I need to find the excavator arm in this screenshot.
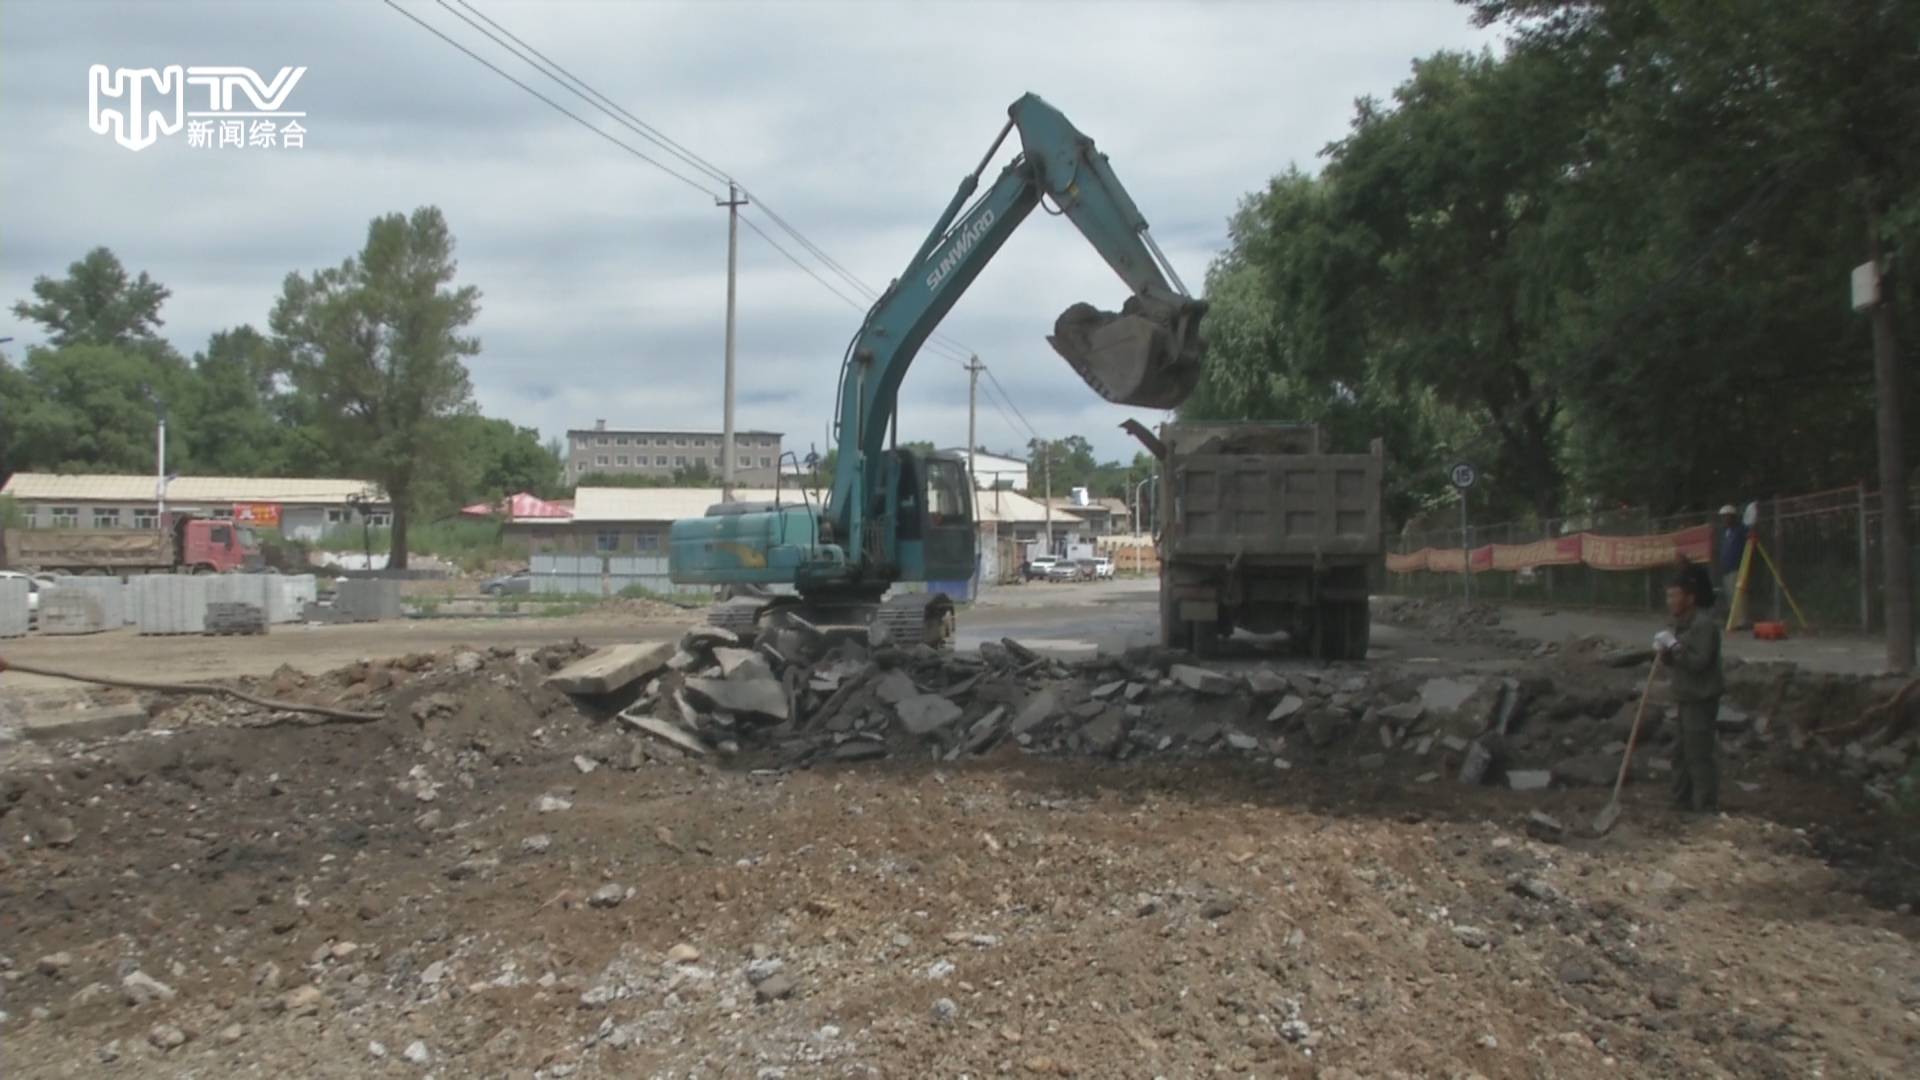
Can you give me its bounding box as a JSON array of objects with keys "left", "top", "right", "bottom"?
[{"left": 825, "top": 92, "right": 1207, "bottom": 563}]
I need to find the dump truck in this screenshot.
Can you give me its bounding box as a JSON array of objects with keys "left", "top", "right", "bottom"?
[
  {"left": 1129, "top": 420, "right": 1384, "bottom": 660},
  {"left": 0, "top": 516, "right": 261, "bottom": 575}
]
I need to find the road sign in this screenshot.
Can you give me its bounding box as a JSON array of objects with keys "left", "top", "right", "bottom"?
[{"left": 1450, "top": 463, "right": 1476, "bottom": 490}]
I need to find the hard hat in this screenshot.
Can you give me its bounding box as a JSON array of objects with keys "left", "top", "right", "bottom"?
[{"left": 1718, "top": 505, "right": 1737, "bottom": 515}]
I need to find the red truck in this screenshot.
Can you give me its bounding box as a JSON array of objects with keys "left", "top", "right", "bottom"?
[{"left": 0, "top": 516, "right": 261, "bottom": 575}]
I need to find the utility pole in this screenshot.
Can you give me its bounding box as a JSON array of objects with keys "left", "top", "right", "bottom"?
[
  {"left": 717, "top": 181, "right": 747, "bottom": 498},
  {"left": 1042, "top": 447, "right": 1053, "bottom": 558},
  {"left": 155, "top": 409, "right": 168, "bottom": 525},
  {"left": 965, "top": 355, "right": 983, "bottom": 490},
  {"left": 1862, "top": 218, "right": 1913, "bottom": 672}
]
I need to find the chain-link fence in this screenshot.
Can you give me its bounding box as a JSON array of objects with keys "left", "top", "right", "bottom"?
[{"left": 1385, "top": 483, "right": 1920, "bottom": 632}]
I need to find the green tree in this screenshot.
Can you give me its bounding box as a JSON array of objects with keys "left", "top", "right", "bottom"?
[
  {"left": 11, "top": 247, "right": 171, "bottom": 348},
  {"left": 6, "top": 344, "right": 183, "bottom": 473},
  {"left": 270, "top": 207, "right": 480, "bottom": 568}
]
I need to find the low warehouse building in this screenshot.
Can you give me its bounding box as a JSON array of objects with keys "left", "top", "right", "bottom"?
[{"left": 0, "top": 473, "right": 389, "bottom": 542}]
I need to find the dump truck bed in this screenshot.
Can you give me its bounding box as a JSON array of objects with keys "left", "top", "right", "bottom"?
[
  {"left": 3, "top": 528, "right": 172, "bottom": 571},
  {"left": 1160, "top": 422, "right": 1383, "bottom": 561}
]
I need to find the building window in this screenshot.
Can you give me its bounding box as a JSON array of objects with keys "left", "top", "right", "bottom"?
[
  {"left": 675, "top": 437, "right": 687, "bottom": 447},
  {"left": 369, "top": 512, "right": 391, "bottom": 527},
  {"left": 92, "top": 508, "right": 121, "bottom": 528},
  {"left": 326, "top": 508, "right": 347, "bottom": 524},
  {"left": 50, "top": 506, "right": 79, "bottom": 528},
  {"left": 616, "top": 455, "right": 629, "bottom": 466},
  {"left": 655, "top": 455, "right": 668, "bottom": 466},
  {"left": 615, "top": 436, "right": 629, "bottom": 446},
  {"left": 596, "top": 455, "right": 609, "bottom": 466},
  {"left": 596, "top": 529, "right": 621, "bottom": 552},
  {"left": 633, "top": 532, "right": 660, "bottom": 553},
  {"left": 598, "top": 436, "right": 609, "bottom": 447},
  {"left": 132, "top": 509, "right": 158, "bottom": 530},
  {"left": 674, "top": 455, "right": 687, "bottom": 467},
  {"left": 760, "top": 457, "right": 773, "bottom": 468},
  {"left": 655, "top": 437, "right": 669, "bottom": 446}
]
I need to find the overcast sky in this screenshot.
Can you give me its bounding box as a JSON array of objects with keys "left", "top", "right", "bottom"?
[{"left": 1, "top": 0, "right": 1498, "bottom": 467}]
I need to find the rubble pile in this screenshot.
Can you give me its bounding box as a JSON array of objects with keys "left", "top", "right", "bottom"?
[
  {"left": 1375, "top": 596, "right": 1549, "bottom": 654},
  {"left": 579, "top": 615, "right": 1918, "bottom": 805}
]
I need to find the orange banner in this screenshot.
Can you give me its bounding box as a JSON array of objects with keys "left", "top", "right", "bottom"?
[
  {"left": 1390, "top": 524, "right": 1711, "bottom": 575},
  {"left": 1579, "top": 524, "right": 1712, "bottom": 571}
]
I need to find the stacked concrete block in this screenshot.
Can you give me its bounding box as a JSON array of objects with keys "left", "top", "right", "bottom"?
[
  {"left": 38, "top": 588, "right": 115, "bottom": 635},
  {"left": 205, "top": 573, "right": 272, "bottom": 615},
  {"left": 274, "top": 575, "right": 318, "bottom": 623},
  {"left": 333, "top": 578, "right": 402, "bottom": 622},
  {"left": 132, "top": 574, "right": 209, "bottom": 635},
  {"left": 0, "top": 577, "right": 28, "bottom": 638},
  {"left": 48, "top": 576, "right": 128, "bottom": 627},
  {"left": 205, "top": 601, "right": 267, "bottom": 636}
]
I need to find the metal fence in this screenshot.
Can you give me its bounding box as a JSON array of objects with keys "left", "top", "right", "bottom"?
[{"left": 1385, "top": 483, "right": 1920, "bottom": 632}]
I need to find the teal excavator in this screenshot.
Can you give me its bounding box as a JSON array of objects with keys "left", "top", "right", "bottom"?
[{"left": 668, "top": 93, "right": 1206, "bottom": 645}]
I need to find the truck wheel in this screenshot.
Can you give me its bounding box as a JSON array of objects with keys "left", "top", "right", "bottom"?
[
  {"left": 1157, "top": 567, "right": 1179, "bottom": 648},
  {"left": 1315, "top": 601, "right": 1347, "bottom": 662},
  {"left": 1343, "top": 599, "right": 1372, "bottom": 660}
]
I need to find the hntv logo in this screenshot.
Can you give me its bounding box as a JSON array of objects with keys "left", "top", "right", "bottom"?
[{"left": 88, "top": 65, "right": 308, "bottom": 152}]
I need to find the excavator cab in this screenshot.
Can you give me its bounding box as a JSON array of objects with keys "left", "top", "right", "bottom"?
[{"left": 872, "top": 448, "right": 974, "bottom": 583}]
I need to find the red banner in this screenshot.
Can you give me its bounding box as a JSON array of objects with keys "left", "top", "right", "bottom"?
[
  {"left": 232, "top": 502, "right": 281, "bottom": 528},
  {"left": 1390, "top": 524, "right": 1712, "bottom": 575}
]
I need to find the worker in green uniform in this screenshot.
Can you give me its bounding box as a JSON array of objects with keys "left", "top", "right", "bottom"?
[{"left": 1654, "top": 567, "right": 1724, "bottom": 812}]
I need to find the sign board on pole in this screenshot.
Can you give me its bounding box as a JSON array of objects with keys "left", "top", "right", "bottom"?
[
  {"left": 1450, "top": 463, "right": 1476, "bottom": 490},
  {"left": 1852, "top": 260, "right": 1881, "bottom": 312}
]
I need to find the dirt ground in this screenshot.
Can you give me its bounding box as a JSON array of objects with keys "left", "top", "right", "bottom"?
[{"left": 2, "top": 592, "right": 1917, "bottom": 1078}]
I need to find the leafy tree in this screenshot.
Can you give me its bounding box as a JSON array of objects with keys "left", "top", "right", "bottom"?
[
  {"left": 270, "top": 207, "right": 480, "bottom": 568},
  {"left": 12, "top": 247, "right": 171, "bottom": 348},
  {"left": 6, "top": 344, "right": 184, "bottom": 473}
]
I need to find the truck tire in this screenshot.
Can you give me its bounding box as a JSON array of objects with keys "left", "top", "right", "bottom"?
[
  {"left": 1315, "top": 598, "right": 1371, "bottom": 661},
  {"left": 1157, "top": 567, "right": 1179, "bottom": 648}
]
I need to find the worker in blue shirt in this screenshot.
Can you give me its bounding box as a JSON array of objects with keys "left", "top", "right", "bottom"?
[{"left": 1715, "top": 505, "right": 1750, "bottom": 628}]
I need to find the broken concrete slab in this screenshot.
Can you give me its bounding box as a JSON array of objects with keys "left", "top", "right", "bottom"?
[
  {"left": 1081, "top": 711, "right": 1128, "bottom": 756},
  {"left": 1011, "top": 691, "right": 1059, "bottom": 736},
  {"left": 545, "top": 641, "right": 676, "bottom": 696},
  {"left": 684, "top": 675, "right": 789, "bottom": 723},
  {"left": 1224, "top": 732, "right": 1260, "bottom": 752},
  {"left": 618, "top": 712, "right": 712, "bottom": 757},
  {"left": 1418, "top": 677, "right": 1481, "bottom": 715},
  {"left": 1457, "top": 739, "right": 1495, "bottom": 785},
  {"left": 1378, "top": 701, "right": 1424, "bottom": 727},
  {"left": 1170, "top": 665, "right": 1236, "bottom": 696},
  {"left": 1123, "top": 682, "right": 1149, "bottom": 703},
  {"left": 953, "top": 706, "right": 1009, "bottom": 757},
  {"left": 711, "top": 647, "right": 767, "bottom": 679},
  {"left": 1506, "top": 769, "right": 1552, "bottom": 792},
  {"left": 897, "top": 694, "right": 964, "bottom": 736},
  {"left": 1267, "top": 695, "right": 1306, "bottom": 724},
  {"left": 18, "top": 705, "right": 150, "bottom": 743},
  {"left": 1247, "top": 669, "right": 1288, "bottom": 696},
  {"left": 875, "top": 670, "right": 920, "bottom": 706},
  {"left": 1090, "top": 680, "right": 1126, "bottom": 701}
]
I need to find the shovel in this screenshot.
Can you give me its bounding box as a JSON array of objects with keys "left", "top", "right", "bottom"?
[{"left": 1594, "top": 652, "right": 1663, "bottom": 836}]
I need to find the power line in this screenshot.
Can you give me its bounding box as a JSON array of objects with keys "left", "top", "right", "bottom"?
[
  {"left": 981, "top": 364, "right": 1038, "bottom": 437},
  {"left": 396, "top": 1, "right": 1010, "bottom": 428},
  {"left": 447, "top": 0, "right": 732, "bottom": 186},
  {"left": 442, "top": 0, "right": 993, "bottom": 366},
  {"left": 381, "top": 0, "right": 722, "bottom": 199}
]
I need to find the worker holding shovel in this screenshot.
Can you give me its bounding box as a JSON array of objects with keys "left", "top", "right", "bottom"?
[{"left": 1655, "top": 567, "right": 1725, "bottom": 813}]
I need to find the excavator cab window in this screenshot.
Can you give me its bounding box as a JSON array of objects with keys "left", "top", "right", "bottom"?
[{"left": 926, "top": 457, "right": 972, "bottom": 528}]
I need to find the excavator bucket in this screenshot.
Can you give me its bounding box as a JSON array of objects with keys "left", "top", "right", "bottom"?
[{"left": 1048, "top": 295, "right": 1206, "bottom": 409}]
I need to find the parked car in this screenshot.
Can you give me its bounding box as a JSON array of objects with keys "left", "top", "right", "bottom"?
[
  {"left": 480, "top": 569, "right": 533, "bottom": 595},
  {"left": 1046, "top": 560, "right": 1083, "bottom": 582},
  {"left": 1092, "top": 556, "right": 1115, "bottom": 580},
  {"left": 1022, "top": 556, "right": 1059, "bottom": 582}
]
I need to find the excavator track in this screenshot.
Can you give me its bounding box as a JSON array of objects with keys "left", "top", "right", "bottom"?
[{"left": 868, "top": 592, "right": 956, "bottom": 649}]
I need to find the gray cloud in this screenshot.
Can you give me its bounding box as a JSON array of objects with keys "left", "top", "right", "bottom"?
[{"left": 2, "top": 0, "right": 1497, "bottom": 465}]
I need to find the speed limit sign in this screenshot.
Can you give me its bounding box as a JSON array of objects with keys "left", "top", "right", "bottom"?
[{"left": 1450, "top": 462, "right": 1476, "bottom": 490}]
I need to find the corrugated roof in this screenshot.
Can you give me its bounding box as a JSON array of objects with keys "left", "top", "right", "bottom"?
[
  {"left": 571, "top": 487, "right": 787, "bottom": 522},
  {"left": 0, "top": 473, "right": 384, "bottom": 505},
  {"left": 974, "top": 489, "right": 1081, "bottom": 525}
]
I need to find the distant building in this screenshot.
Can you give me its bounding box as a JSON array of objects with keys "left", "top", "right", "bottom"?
[
  {"left": 0, "top": 473, "right": 389, "bottom": 542},
  {"left": 520, "top": 486, "right": 785, "bottom": 554},
  {"left": 568, "top": 420, "right": 784, "bottom": 486},
  {"left": 941, "top": 448, "right": 1028, "bottom": 492}
]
